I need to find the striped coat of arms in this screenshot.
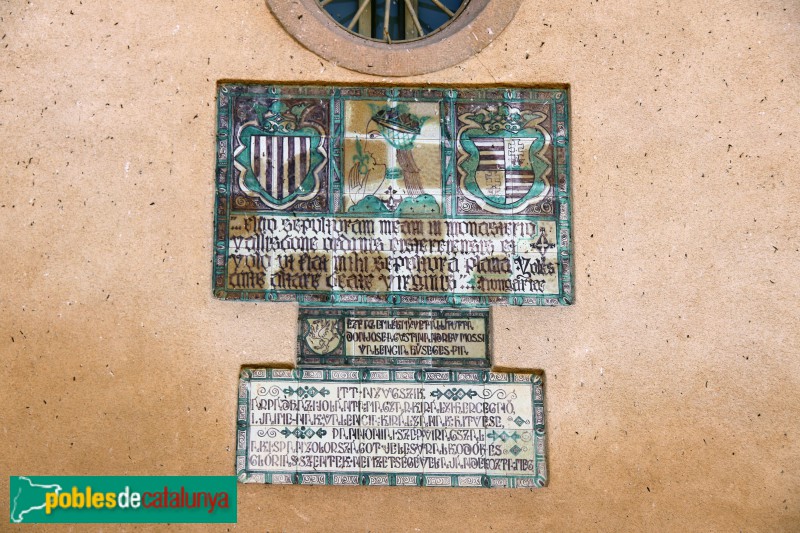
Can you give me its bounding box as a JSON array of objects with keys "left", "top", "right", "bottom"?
[
  {"left": 250, "top": 135, "right": 312, "bottom": 201},
  {"left": 473, "top": 137, "right": 536, "bottom": 203}
]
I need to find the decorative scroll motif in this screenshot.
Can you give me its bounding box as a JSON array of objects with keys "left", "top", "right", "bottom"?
[
  {"left": 282, "top": 386, "right": 330, "bottom": 399},
  {"left": 280, "top": 427, "right": 327, "bottom": 439}
]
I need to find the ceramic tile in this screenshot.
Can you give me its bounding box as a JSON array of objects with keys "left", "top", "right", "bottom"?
[
  {"left": 485, "top": 380, "right": 535, "bottom": 429},
  {"left": 343, "top": 99, "right": 441, "bottom": 142},
  {"left": 341, "top": 137, "right": 443, "bottom": 214},
  {"left": 421, "top": 370, "right": 486, "bottom": 481},
  {"left": 359, "top": 369, "right": 424, "bottom": 482},
  {"left": 293, "top": 368, "right": 361, "bottom": 482},
  {"left": 238, "top": 368, "right": 299, "bottom": 484}
]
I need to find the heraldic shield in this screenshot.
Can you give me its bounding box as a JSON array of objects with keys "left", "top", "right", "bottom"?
[
  {"left": 233, "top": 99, "right": 327, "bottom": 210},
  {"left": 472, "top": 137, "right": 539, "bottom": 204},
  {"left": 457, "top": 103, "right": 552, "bottom": 215},
  {"left": 249, "top": 135, "right": 312, "bottom": 202}
]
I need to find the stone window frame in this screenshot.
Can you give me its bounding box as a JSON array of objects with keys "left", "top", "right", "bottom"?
[{"left": 265, "top": 0, "right": 523, "bottom": 76}]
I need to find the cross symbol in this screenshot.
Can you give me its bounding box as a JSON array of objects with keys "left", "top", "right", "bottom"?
[
  {"left": 384, "top": 186, "right": 400, "bottom": 210},
  {"left": 533, "top": 230, "right": 553, "bottom": 258},
  {"left": 485, "top": 171, "right": 502, "bottom": 196},
  {"left": 507, "top": 139, "right": 524, "bottom": 166}
]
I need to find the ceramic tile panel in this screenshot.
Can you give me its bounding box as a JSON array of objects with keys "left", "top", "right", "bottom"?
[
  {"left": 214, "top": 84, "right": 572, "bottom": 307},
  {"left": 226, "top": 85, "right": 558, "bottom": 489},
  {"left": 421, "top": 369, "right": 486, "bottom": 482},
  {"left": 483, "top": 372, "right": 544, "bottom": 488},
  {"left": 297, "top": 307, "right": 490, "bottom": 367},
  {"left": 237, "top": 368, "right": 547, "bottom": 488}
]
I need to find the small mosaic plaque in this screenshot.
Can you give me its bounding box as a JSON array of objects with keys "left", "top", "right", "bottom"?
[
  {"left": 214, "top": 84, "right": 572, "bottom": 306},
  {"left": 237, "top": 368, "right": 546, "bottom": 488},
  {"left": 297, "top": 307, "right": 489, "bottom": 367}
]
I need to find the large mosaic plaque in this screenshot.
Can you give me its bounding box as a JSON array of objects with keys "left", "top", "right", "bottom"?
[
  {"left": 237, "top": 368, "right": 546, "bottom": 488},
  {"left": 214, "top": 84, "right": 572, "bottom": 306}
]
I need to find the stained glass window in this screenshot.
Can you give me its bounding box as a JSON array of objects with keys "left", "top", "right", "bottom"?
[{"left": 320, "top": 0, "right": 468, "bottom": 43}]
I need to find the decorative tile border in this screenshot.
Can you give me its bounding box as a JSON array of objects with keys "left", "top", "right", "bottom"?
[
  {"left": 236, "top": 367, "right": 547, "bottom": 488},
  {"left": 297, "top": 307, "right": 490, "bottom": 367},
  {"left": 213, "top": 84, "right": 572, "bottom": 307}
]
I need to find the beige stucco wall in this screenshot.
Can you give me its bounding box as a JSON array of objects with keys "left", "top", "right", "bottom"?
[{"left": 1, "top": 0, "right": 798, "bottom": 530}]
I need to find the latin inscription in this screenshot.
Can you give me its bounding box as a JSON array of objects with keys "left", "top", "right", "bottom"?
[
  {"left": 237, "top": 368, "right": 546, "bottom": 488},
  {"left": 226, "top": 215, "right": 558, "bottom": 296},
  {"left": 345, "top": 316, "right": 485, "bottom": 358},
  {"left": 297, "top": 308, "right": 490, "bottom": 367}
]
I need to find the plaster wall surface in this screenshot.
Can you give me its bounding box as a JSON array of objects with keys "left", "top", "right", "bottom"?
[{"left": 1, "top": 0, "right": 798, "bottom": 530}]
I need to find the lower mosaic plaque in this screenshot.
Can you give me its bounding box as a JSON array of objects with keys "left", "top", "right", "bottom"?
[{"left": 236, "top": 368, "right": 546, "bottom": 488}]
